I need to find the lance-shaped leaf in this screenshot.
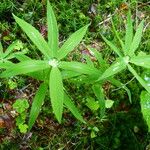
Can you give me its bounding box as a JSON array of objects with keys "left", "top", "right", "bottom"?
[
  {"left": 111, "top": 18, "right": 124, "bottom": 50},
  {"left": 0, "top": 60, "right": 50, "bottom": 78},
  {"left": 130, "top": 55, "right": 150, "bottom": 68},
  {"left": 98, "top": 58, "right": 126, "bottom": 81},
  {"left": 124, "top": 11, "right": 133, "bottom": 54},
  {"left": 127, "top": 64, "right": 150, "bottom": 93},
  {"left": 0, "top": 42, "right": 3, "bottom": 55},
  {"left": 128, "top": 20, "right": 144, "bottom": 57},
  {"left": 140, "top": 91, "right": 150, "bottom": 132},
  {"left": 62, "top": 70, "right": 82, "bottom": 79},
  {"left": 28, "top": 83, "right": 48, "bottom": 130},
  {"left": 57, "top": 24, "right": 89, "bottom": 60},
  {"left": 101, "top": 34, "right": 123, "bottom": 58},
  {"left": 49, "top": 67, "right": 64, "bottom": 123},
  {"left": 59, "top": 61, "right": 100, "bottom": 76},
  {"left": 64, "top": 93, "right": 85, "bottom": 123},
  {"left": 0, "top": 61, "right": 14, "bottom": 69},
  {"left": 13, "top": 14, "right": 52, "bottom": 59},
  {"left": 47, "top": 0, "right": 59, "bottom": 56}
]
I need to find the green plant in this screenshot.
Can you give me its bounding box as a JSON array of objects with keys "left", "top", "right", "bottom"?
[
  {"left": 0, "top": 0, "right": 94, "bottom": 130},
  {"left": 13, "top": 98, "right": 29, "bottom": 133}
]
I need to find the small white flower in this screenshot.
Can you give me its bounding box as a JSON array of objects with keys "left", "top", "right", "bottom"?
[{"left": 48, "top": 59, "right": 59, "bottom": 67}]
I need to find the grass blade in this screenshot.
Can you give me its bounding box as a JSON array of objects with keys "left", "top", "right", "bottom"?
[
  {"left": 128, "top": 20, "right": 144, "bottom": 57},
  {"left": 13, "top": 14, "right": 52, "bottom": 59},
  {"left": 0, "top": 42, "right": 3, "bottom": 55},
  {"left": 130, "top": 55, "right": 150, "bottom": 68},
  {"left": 47, "top": 0, "right": 59, "bottom": 56},
  {"left": 124, "top": 11, "right": 133, "bottom": 55},
  {"left": 64, "top": 93, "right": 85, "bottom": 123},
  {"left": 127, "top": 64, "right": 150, "bottom": 93},
  {"left": 28, "top": 83, "right": 48, "bottom": 130},
  {"left": 0, "top": 60, "right": 50, "bottom": 78},
  {"left": 49, "top": 67, "right": 64, "bottom": 123},
  {"left": 57, "top": 24, "right": 89, "bottom": 60}
]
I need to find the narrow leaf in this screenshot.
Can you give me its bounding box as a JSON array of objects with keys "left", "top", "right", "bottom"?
[
  {"left": 128, "top": 20, "right": 144, "bottom": 56},
  {"left": 64, "top": 93, "right": 85, "bottom": 123},
  {"left": 101, "top": 34, "right": 123, "bottom": 58},
  {"left": 47, "top": 0, "right": 59, "bottom": 56},
  {"left": 130, "top": 55, "right": 150, "bottom": 68},
  {"left": 111, "top": 18, "right": 124, "bottom": 50},
  {"left": 124, "top": 11, "right": 133, "bottom": 54},
  {"left": 127, "top": 64, "right": 150, "bottom": 93},
  {"left": 13, "top": 14, "right": 52, "bottom": 58},
  {"left": 57, "top": 24, "right": 89, "bottom": 60},
  {"left": 62, "top": 70, "right": 82, "bottom": 79},
  {"left": 0, "top": 60, "right": 50, "bottom": 78},
  {"left": 140, "top": 91, "right": 150, "bottom": 132},
  {"left": 28, "top": 83, "right": 48, "bottom": 130},
  {"left": 59, "top": 61, "right": 100, "bottom": 76},
  {"left": 98, "top": 59, "right": 126, "bottom": 81},
  {"left": 49, "top": 67, "right": 64, "bottom": 123},
  {"left": 0, "top": 42, "right": 3, "bottom": 55}
]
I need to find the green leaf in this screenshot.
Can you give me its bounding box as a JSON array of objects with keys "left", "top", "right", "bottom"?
[
  {"left": 105, "top": 100, "right": 114, "bottom": 108},
  {"left": 130, "top": 55, "right": 150, "bottom": 68},
  {"left": 47, "top": 0, "right": 59, "bottom": 56},
  {"left": 64, "top": 93, "right": 85, "bottom": 123},
  {"left": 128, "top": 20, "right": 144, "bottom": 57},
  {"left": 0, "top": 42, "right": 3, "bottom": 55},
  {"left": 13, "top": 14, "right": 52, "bottom": 59},
  {"left": 18, "top": 124, "right": 28, "bottom": 133},
  {"left": 111, "top": 18, "right": 124, "bottom": 50},
  {"left": 92, "top": 84, "right": 105, "bottom": 118},
  {"left": 57, "top": 24, "right": 89, "bottom": 60},
  {"left": 83, "top": 54, "right": 94, "bottom": 68},
  {"left": 28, "top": 83, "right": 48, "bottom": 130},
  {"left": 61, "top": 70, "right": 82, "bottom": 79},
  {"left": 140, "top": 91, "right": 150, "bottom": 132},
  {"left": 13, "top": 98, "right": 29, "bottom": 113},
  {"left": 124, "top": 11, "right": 133, "bottom": 55},
  {"left": 127, "top": 64, "right": 150, "bottom": 93},
  {"left": 59, "top": 61, "right": 100, "bottom": 76},
  {"left": 0, "top": 61, "right": 14, "bottom": 69},
  {"left": 49, "top": 67, "right": 64, "bottom": 123},
  {"left": 101, "top": 34, "right": 123, "bottom": 58},
  {"left": 98, "top": 58, "right": 126, "bottom": 81},
  {"left": 86, "top": 97, "right": 100, "bottom": 111},
  {"left": 0, "top": 60, "right": 50, "bottom": 78}
]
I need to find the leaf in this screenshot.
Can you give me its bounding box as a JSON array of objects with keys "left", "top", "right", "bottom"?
[
  {"left": 105, "top": 100, "right": 114, "bottom": 108},
  {"left": 0, "top": 42, "right": 3, "bottom": 55},
  {"left": 86, "top": 97, "right": 100, "bottom": 111},
  {"left": 47, "top": 0, "right": 59, "bottom": 56},
  {"left": 83, "top": 55, "right": 94, "bottom": 68},
  {"left": 101, "top": 34, "right": 123, "bottom": 58},
  {"left": 140, "top": 91, "right": 150, "bottom": 132},
  {"left": 57, "top": 24, "right": 89, "bottom": 60},
  {"left": 92, "top": 84, "right": 105, "bottom": 118},
  {"left": 130, "top": 55, "right": 150, "bottom": 68},
  {"left": 13, "top": 14, "right": 52, "bottom": 59},
  {"left": 49, "top": 67, "right": 64, "bottom": 123},
  {"left": 128, "top": 20, "right": 144, "bottom": 57},
  {"left": 127, "top": 64, "right": 150, "bottom": 93},
  {"left": 111, "top": 18, "right": 124, "bottom": 50},
  {"left": 0, "top": 61, "right": 14, "bottom": 69},
  {"left": 2, "top": 41, "right": 19, "bottom": 59},
  {"left": 124, "top": 11, "right": 133, "bottom": 55},
  {"left": 89, "top": 47, "right": 108, "bottom": 72},
  {"left": 0, "top": 60, "right": 50, "bottom": 78},
  {"left": 64, "top": 93, "right": 85, "bottom": 123},
  {"left": 18, "top": 124, "right": 28, "bottom": 133},
  {"left": 28, "top": 83, "right": 48, "bottom": 130},
  {"left": 98, "top": 58, "right": 126, "bottom": 81},
  {"left": 61, "top": 70, "right": 82, "bottom": 79},
  {"left": 59, "top": 61, "right": 100, "bottom": 76}
]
